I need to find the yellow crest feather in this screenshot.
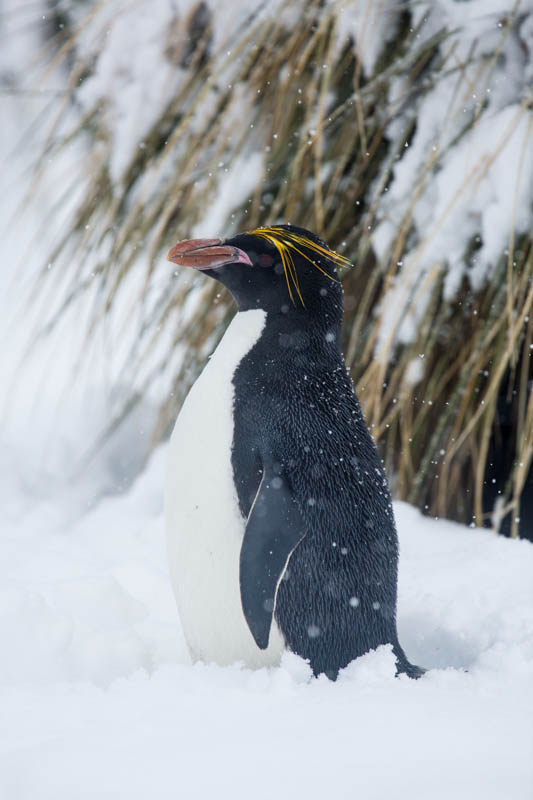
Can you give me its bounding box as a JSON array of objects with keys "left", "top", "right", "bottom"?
[{"left": 246, "top": 226, "right": 351, "bottom": 307}]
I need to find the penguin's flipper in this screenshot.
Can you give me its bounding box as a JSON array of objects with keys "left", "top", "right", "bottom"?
[{"left": 240, "top": 469, "right": 305, "bottom": 650}]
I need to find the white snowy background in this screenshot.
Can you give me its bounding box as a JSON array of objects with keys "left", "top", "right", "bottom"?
[{"left": 1, "top": 1, "right": 532, "bottom": 798}]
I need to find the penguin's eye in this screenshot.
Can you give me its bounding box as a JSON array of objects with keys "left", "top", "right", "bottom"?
[{"left": 258, "top": 254, "right": 273, "bottom": 268}]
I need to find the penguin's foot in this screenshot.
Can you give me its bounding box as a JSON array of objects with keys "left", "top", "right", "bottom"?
[
  {"left": 393, "top": 644, "right": 426, "bottom": 679},
  {"left": 396, "top": 661, "right": 426, "bottom": 679}
]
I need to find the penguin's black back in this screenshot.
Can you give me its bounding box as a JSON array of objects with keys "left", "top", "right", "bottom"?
[{"left": 232, "top": 310, "right": 416, "bottom": 679}]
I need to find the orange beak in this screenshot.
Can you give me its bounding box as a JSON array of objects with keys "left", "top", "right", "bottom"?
[{"left": 167, "top": 238, "right": 253, "bottom": 270}]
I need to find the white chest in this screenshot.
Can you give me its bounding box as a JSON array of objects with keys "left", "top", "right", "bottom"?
[{"left": 165, "top": 309, "right": 285, "bottom": 667}]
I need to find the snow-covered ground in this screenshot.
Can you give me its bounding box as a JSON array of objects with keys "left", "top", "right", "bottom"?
[{"left": 1, "top": 442, "right": 533, "bottom": 799}]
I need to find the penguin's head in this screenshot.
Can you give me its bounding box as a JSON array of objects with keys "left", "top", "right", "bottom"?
[{"left": 167, "top": 224, "right": 350, "bottom": 318}]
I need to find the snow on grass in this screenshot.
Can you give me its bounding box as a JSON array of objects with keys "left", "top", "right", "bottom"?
[
  {"left": 77, "top": 0, "right": 186, "bottom": 185},
  {"left": 333, "top": 0, "right": 401, "bottom": 76},
  {"left": 74, "top": 0, "right": 283, "bottom": 186},
  {"left": 1, "top": 439, "right": 532, "bottom": 799},
  {"left": 373, "top": 0, "right": 533, "bottom": 359}
]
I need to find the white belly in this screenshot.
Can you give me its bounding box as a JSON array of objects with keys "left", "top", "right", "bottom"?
[{"left": 165, "top": 309, "right": 285, "bottom": 667}]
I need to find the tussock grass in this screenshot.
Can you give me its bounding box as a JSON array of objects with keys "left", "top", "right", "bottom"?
[{"left": 30, "top": 0, "right": 533, "bottom": 536}]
